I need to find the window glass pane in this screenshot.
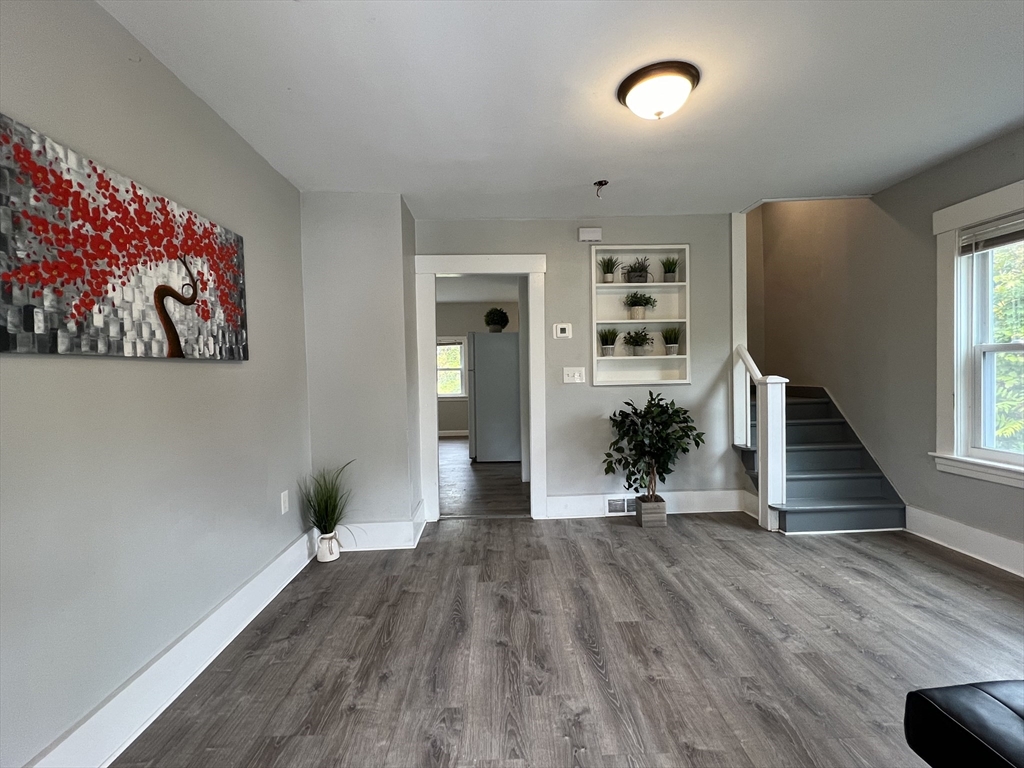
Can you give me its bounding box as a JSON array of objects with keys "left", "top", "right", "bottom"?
[
  {"left": 991, "top": 240, "right": 1023, "bottom": 344},
  {"left": 437, "top": 343, "right": 462, "bottom": 370},
  {"left": 437, "top": 369, "right": 463, "bottom": 396},
  {"left": 983, "top": 349, "right": 1024, "bottom": 453}
]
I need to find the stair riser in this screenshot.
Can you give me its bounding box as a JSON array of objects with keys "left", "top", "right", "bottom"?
[
  {"left": 787, "top": 475, "right": 885, "bottom": 499},
  {"left": 780, "top": 507, "right": 906, "bottom": 533},
  {"left": 751, "top": 423, "right": 849, "bottom": 444},
  {"left": 752, "top": 401, "right": 833, "bottom": 421},
  {"left": 787, "top": 448, "right": 866, "bottom": 471}
]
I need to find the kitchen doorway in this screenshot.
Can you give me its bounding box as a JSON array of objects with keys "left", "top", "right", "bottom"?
[{"left": 413, "top": 254, "right": 547, "bottom": 521}]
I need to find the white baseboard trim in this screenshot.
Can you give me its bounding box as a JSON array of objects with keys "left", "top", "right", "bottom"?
[
  {"left": 438, "top": 430, "right": 469, "bottom": 438},
  {"left": 783, "top": 527, "right": 904, "bottom": 536},
  {"left": 411, "top": 500, "right": 427, "bottom": 547},
  {"left": 905, "top": 506, "right": 1024, "bottom": 577},
  {"left": 335, "top": 518, "right": 420, "bottom": 551},
  {"left": 545, "top": 490, "right": 753, "bottom": 520},
  {"left": 32, "top": 530, "right": 317, "bottom": 768}
]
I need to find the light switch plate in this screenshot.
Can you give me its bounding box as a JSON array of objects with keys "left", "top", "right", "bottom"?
[
  {"left": 563, "top": 366, "right": 585, "bottom": 384},
  {"left": 553, "top": 323, "right": 572, "bottom": 339},
  {"left": 280, "top": 490, "right": 289, "bottom": 515}
]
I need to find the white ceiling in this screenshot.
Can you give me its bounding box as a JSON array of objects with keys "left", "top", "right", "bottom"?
[
  {"left": 435, "top": 275, "right": 520, "bottom": 304},
  {"left": 100, "top": 0, "right": 1024, "bottom": 220}
]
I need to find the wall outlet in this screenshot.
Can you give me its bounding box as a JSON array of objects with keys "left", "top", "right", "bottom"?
[
  {"left": 280, "top": 490, "right": 289, "bottom": 515},
  {"left": 563, "top": 366, "right": 585, "bottom": 384}
]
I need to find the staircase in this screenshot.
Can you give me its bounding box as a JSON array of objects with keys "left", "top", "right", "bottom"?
[{"left": 741, "top": 386, "right": 905, "bottom": 533}]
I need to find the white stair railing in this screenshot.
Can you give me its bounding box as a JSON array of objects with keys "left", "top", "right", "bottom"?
[{"left": 734, "top": 345, "right": 788, "bottom": 531}]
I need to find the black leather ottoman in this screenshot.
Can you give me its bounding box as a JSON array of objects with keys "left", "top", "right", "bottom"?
[{"left": 904, "top": 680, "right": 1024, "bottom": 767}]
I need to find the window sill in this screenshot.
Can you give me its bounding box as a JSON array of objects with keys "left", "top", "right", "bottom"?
[
  {"left": 930, "top": 452, "right": 1024, "bottom": 489},
  {"left": 438, "top": 395, "right": 468, "bottom": 401}
]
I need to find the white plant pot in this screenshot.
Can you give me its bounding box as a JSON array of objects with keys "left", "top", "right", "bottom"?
[
  {"left": 316, "top": 531, "right": 340, "bottom": 562},
  {"left": 665, "top": 344, "right": 679, "bottom": 356},
  {"left": 663, "top": 272, "right": 677, "bottom": 283},
  {"left": 632, "top": 346, "right": 648, "bottom": 356},
  {"left": 602, "top": 273, "right": 615, "bottom": 283},
  {"left": 601, "top": 345, "right": 615, "bottom": 357},
  {"left": 628, "top": 307, "right": 646, "bottom": 320}
]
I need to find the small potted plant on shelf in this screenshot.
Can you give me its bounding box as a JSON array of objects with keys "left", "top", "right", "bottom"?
[
  {"left": 624, "top": 291, "right": 656, "bottom": 320},
  {"left": 660, "top": 256, "right": 679, "bottom": 283},
  {"left": 597, "top": 255, "right": 621, "bottom": 283},
  {"left": 622, "top": 327, "right": 652, "bottom": 356},
  {"left": 598, "top": 327, "right": 618, "bottom": 356},
  {"left": 662, "top": 326, "right": 681, "bottom": 356},
  {"left": 603, "top": 392, "right": 705, "bottom": 528},
  {"left": 299, "top": 461, "right": 354, "bottom": 562},
  {"left": 625, "top": 256, "right": 651, "bottom": 283},
  {"left": 484, "top": 307, "right": 510, "bottom": 332}
]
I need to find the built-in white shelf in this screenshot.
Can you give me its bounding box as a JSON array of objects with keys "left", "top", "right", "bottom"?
[{"left": 591, "top": 244, "right": 691, "bottom": 386}]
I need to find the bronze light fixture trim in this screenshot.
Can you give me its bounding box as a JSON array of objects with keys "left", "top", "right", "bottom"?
[{"left": 617, "top": 61, "right": 701, "bottom": 120}]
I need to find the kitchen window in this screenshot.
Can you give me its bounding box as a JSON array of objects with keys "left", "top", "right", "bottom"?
[{"left": 436, "top": 336, "right": 467, "bottom": 398}]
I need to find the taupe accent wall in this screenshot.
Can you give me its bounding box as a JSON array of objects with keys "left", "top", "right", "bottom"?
[
  {"left": 417, "top": 216, "right": 746, "bottom": 498},
  {"left": 436, "top": 302, "right": 519, "bottom": 434},
  {"left": 759, "top": 127, "right": 1024, "bottom": 542},
  {"left": 745, "top": 204, "right": 766, "bottom": 368},
  {"left": 0, "top": 2, "right": 311, "bottom": 765}
]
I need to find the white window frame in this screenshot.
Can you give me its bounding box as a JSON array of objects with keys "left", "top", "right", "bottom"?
[
  {"left": 931, "top": 180, "right": 1024, "bottom": 488},
  {"left": 436, "top": 336, "right": 467, "bottom": 399}
]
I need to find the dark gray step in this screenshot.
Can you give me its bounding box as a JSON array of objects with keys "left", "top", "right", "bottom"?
[
  {"left": 751, "top": 418, "right": 850, "bottom": 444},
  {"left": 751, "top": 397, "right": 834, "bottom": 421},
  {"left": 742, "top": 443, "right": 869, "bottom": 472},
  {"left": 746, "top": 469, "right": 887, "bottom": 499},
  {"left": 773, "top": 498, "right": 906, "bottom": 533}
]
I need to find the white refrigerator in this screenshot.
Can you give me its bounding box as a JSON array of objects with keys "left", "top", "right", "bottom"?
[{"left": 467, "top": 332, "right": 521, "bottom": 462}]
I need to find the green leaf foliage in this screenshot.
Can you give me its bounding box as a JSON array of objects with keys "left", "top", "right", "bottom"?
[
  {"left": 661, "top": 326, "right": 681, "bottom": 345},
  {"left": 598, "top": 327, "right": 619, "bottom": 346},
  {"left": 597, "top": 255, "right": 621, "bottom": 274},
  {"left": 603, "top": 392, "right": 705, "bottom": 500},
  {"left": 622, "top": 328, "right": 652, "bottom": 348},
  {"left": 484, "top": 307, "right": 510, "bottom": 328},
  {"left": 626, "top": 256, "right": 650, "bottom": 276},
  {"left": 660, "top": 256, "right": 679, "bottom": 273},
  {"left": 624, "top": 291, "right": 657, "bottom": 308},
  {"left": 299, "top": 461, "right": 354, "bottom": 534}
]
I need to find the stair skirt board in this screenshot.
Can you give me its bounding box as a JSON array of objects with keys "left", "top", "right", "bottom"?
[{"left": 742, "top": 388, "right": 906, "bottom": 534}]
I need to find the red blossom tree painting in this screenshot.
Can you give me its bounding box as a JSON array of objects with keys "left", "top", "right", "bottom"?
[{"left": 0, "top": 113, "right": 247, "bottom": 360}]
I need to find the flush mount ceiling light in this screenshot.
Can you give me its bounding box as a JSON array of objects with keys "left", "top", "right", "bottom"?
[{"left": 617, "top": 61, "right": 701, "bottom": 120}]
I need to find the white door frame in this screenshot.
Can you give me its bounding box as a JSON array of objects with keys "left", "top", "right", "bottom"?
[{"left": 415, "top": 254, "right": 547, "bottom": 521}]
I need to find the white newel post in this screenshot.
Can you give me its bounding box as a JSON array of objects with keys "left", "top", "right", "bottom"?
[{"left": 756, "top": 375, "right": 788, "bottom": 531}]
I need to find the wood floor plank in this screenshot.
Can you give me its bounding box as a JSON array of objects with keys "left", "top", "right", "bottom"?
[{"left": 113, "top": 513, "right": 1024, "bottom": 768}]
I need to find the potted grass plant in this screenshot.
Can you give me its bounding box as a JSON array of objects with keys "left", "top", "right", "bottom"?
[
  {"left": 603, "top": 392, "right": 705, "bottom": 527},
  {"left": 625, "top": 256, "right": 651, "bottom": 283},
  {"left": 660, "top": 256, "right": 679, "bottom": 282},
  {"left": 484, "top": 307, "right": 510, "bottom": 332},
  {"left": 622, "top": 327, "right": 652, "bottom": 356},
  {"left": 597, "top": 255, "right": 621, "bottom": 283},
  {"left": 624, "top": 291, "right": 657, "bottom": 320},
  {"left": 662, "top": 326, "right": 681, "bottom": 355},
  {"left": 299, "top": 461, "right": 354, "bottom": 562},
  {"left": 598, "top": 327, "right": 618, "bottom": 356}
]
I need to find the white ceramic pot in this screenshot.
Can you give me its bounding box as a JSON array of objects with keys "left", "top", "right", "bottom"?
[
  {"left": 628, "top": 307, "right": 646, "bottom": 320},
  {"left": 316, "top": 531, "right": 340, "bottom": 562},
  {"left": 663, "top": 272, "right": 677, "bottom": 283},
  {"left": 665, "top": 344, "right": 679, "bottom": 356},
  {"left": 602, "top": 273, "right": 615, "bottom": 283},
  {"left": 632, "top": 345, "right": 648, "bottom": 356},
  {"left": 601, "top": 345, "right": 615, "bottom": 357}
]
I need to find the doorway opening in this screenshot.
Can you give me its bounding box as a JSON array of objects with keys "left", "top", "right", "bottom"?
[{"left": 413, "top": 254, "right": 547, "bottom": 521}]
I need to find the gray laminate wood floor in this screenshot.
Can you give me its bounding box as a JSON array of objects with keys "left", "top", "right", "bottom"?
[
  {"left": 439, "top": 437, "right": 530, "bottom": 518},
  {"left": 113, "top": 513, "right": 1024, "bottom": 768}
]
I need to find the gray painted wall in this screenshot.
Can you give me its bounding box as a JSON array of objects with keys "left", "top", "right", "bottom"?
[
  {"left": 0, "top": 2, "right": 311, "bottom": 765},
  {"left": 436, "top": 302, "right": 519, "bottom": 433},
  {"left": 761, "top": 126, "right": 1024, "bottom": 542},
  {"left": 301, "top": 192, "right": 414, "bottom": 523},
  {"left": 416, "top": 216, "right": 746, "bottom": 498}
]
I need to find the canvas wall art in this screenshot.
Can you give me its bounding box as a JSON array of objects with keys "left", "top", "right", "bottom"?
[{"left": 0, "top": 113, "right": 248, "bottom": 360}]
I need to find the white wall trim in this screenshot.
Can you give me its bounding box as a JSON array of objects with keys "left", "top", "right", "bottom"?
[
  {"left": 438, "top": 430, "right": 469, "bottom": 438},
  {"left": 930, "top": 452, "right": 1024, "bottom": 489},
  {"left": 335, "top": 518, "right": 423, "bottom": 551},
  {"left": 31, "top": 531, "right": 318, "bottom": 768},
  {"left": 730, "top": 212, "right": 749, "bottom": 447},
  {"left": 415, "top": 254, "right": 548, "bottom": 521},
  {"left": 783, "top": 528, "right": 904, "bottom": 536},
  {"left": 411, "top": 500, "right": 427, "bottom": 547},
  {"left": 546, "top": 490, "right": 755, "bottom": 519},
  {"left": 905, "top": 505, "right": 1024, "bottom": 577},
  {"left": 932, "top": 180, "right": 1024, "bottom": 235}
]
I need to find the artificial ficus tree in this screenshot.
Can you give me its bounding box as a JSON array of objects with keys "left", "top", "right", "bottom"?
[{"left": 603, "top": 391, "right": 705, "bottom": 501}]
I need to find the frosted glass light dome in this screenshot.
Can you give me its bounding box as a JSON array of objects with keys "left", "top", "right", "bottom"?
[{"left": 617, "top": 61, "right": 701, "bottom": 121}]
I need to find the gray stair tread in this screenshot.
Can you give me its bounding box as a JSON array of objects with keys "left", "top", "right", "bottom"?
[
  {"left": 785, "top": 397, "right": 831, "bottom": 404},
  {"left": 747, "top": 469, "right": 884, "bottom": 481},
  {"left": 786, "top": 442, "right": 862, "bottom": 452},
  {"left": 749, "top": 417, "right": 846, "bottom": 426},
  {"left": 772, "top": 497, "right": 904, "bottom": 512}
]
